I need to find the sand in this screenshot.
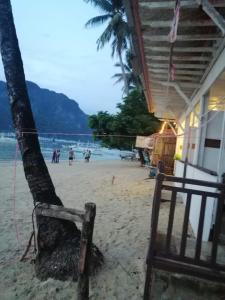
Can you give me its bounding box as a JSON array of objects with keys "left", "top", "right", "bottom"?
[{"left": 0, "top": 159, "right": 189, "bottom": 300}]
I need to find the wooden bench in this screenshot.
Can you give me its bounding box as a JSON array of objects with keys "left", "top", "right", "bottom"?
[
  {"left": 35, "top": 202, "right": 96, "bottom": 300},
  {"left": 144, "top": 173, "right": 225, "bottom": 300}
]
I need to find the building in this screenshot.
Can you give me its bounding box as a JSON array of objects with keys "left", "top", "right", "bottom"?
[{"left": 124, "top": 0, "right": 225, "bottom": 241}]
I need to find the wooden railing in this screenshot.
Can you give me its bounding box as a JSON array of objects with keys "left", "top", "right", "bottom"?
[
  {"left": 35, "top": 202, "right": 96, "bottom": 300},
  {"left": 144, "top": 173, "right": 225, "bottom": 300}
]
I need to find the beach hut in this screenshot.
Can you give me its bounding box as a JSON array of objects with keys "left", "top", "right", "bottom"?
[
  {"left": 136, "top": 126, "right": 176, "bottom": 174},
  {"left": 124, "top": 0, "right": 225, "bottom": 296},
  {"left": 149, "top": 126, "right": 177, "bottom": 175}
]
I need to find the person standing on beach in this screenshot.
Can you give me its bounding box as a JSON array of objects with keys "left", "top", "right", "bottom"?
[
  {"left": 84, "top": 149, "right": 91, "bottom": 162},
  {"left": 52, "top": 149, "right": 57, "bottom": 163},
  {"left": 69, "top": 148, "right": 75, "bottom": 166},
  {"left": 56, "top": 149, "right": 60, "bottom": 163}
]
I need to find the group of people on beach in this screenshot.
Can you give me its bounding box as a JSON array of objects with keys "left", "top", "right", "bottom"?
[
  {"left": 52, "top": 148, "right": 92, "bottom": 165},
  {"left": 51, "top": 149, "right": 60, "bottom": 163},
  {"left": 69, "top": 148, "right": 92, "bottom": 165}
]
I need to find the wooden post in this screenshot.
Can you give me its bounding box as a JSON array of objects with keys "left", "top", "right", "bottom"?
[
  {"left": 144, "top": 173, "right": 164, "bottom": 300},
  {"left": 77, "top": 203, "right": 96, "bottom": 300}
]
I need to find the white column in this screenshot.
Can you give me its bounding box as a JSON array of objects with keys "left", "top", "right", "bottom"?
[
  {"left": 193, "top": 96, "right": 204, "bottom": 165},
  {"left": 217, "top": 109, "right": 225, "bottom": 179}
]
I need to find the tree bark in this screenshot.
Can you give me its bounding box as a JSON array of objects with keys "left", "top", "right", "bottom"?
[
  {"left": 0, "top": 0, "right": 103, "bottom": 280},
  {"left": 118, "top": 50, "right": 129, "bottom": 96}
]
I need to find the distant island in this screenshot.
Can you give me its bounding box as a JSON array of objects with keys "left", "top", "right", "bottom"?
[{"left": 0, "top": 80, "right": 91, "bottom": 136}]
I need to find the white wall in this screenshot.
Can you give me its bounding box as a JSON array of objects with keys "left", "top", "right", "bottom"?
[{"left": 174, "top": 160, "right": 217, "bottom": 241}]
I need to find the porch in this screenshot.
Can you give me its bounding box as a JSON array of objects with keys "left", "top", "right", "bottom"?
[{"left": 124, "top": 0, "right": 225, "bottom": 298}]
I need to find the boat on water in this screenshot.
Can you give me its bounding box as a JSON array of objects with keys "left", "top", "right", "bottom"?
[{"left": 0, "top": 132, "right": 16, "bottom": 142}]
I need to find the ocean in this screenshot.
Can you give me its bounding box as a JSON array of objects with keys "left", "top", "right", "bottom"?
[{"left": 0, "top": 134, "right": 122, "bottom": 162}]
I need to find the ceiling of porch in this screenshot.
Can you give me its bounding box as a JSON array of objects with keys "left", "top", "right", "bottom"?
[{"left": 125, "top": 0, "right": 225, "bottom": 120}]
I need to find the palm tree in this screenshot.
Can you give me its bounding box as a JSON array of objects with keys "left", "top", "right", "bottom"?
[
  {"left": 84, "top": 0, "right": 130, "bottom": 94},
  {"left": 113, "top": 50, "right": 142, "bottom": 92},
  {"left": 0, "top": 0, "right": 102, "bottom": 280}
]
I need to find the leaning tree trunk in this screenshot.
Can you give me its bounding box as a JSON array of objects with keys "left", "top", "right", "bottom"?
[
  {"left": 118, "top": 50, "right": 129, "bottom": 96},
  {"left": 0, "top": 0, "right": 102, "bottom": 280}
]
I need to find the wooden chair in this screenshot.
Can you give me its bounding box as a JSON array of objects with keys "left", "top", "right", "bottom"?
[
  {"left": 35, "top": 202, "right": 96, "bottom": 300},
  {"left": 144, "top": 173, "right": 225, "bottom": 300}
]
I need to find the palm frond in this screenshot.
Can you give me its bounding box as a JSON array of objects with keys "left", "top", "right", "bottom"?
[
  {"left": 96, "top": 22, "right": 113, "bottom": 50},
  {"left": 114, "top": 62, "right": 121, "bottom": 68},
  {"left": 85, "top": 14, "right": 111, "bottom": 28},
  {"left": 113, "top": 76, "right": 124, "bottom": 85},
  {"left": 112, "top": 73, "right": 123, "bottom": 79},
  {"left": 84, "top": 0, "right": 113, "bottom": 13}
]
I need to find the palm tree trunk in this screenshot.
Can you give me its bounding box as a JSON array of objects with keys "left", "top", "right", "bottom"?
[
  {"left": 118, "top": 51, "right": 129, "bottom": 95},
  {"left": 0, "top": 0, "right": 61, "bottom": 207},
  {"left": 0, "top": 0, "right": 102, "bottom": 280}
]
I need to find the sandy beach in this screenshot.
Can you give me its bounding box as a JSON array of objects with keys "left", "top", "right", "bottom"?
[{"left": 0, "top": 159, "right": 202, "bottom": 299}]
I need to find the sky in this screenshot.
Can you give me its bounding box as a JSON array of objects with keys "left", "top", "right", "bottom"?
[{"left": 0, "top": 0, "right": 123, "bottom": 114}]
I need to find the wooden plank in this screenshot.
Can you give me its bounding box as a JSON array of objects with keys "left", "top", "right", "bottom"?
[
  {"left": 162, "top": 185, "right": 221, "bottom": 198},
  {"left": 77, "top": 203, "right": 96, "bottom": 300},
  {"left": 166, "top": 191, "right": 177, "bottom": 253},
  {"left": 150, "top": 68, "right": 204, "bottom": 75},
  {"left": 151, "top": 80, "right": 200, "bottom": 89},
  {"left": 153, "top": 256, "right": 225, "bottom": 282},
  {"left": 144, "top": 34, "right": 221, "bottom": 42},
  {"left": 180, "top": 192, "right": 192, "bottom": 257},
  {"left": 144, "top": 173, "right": 164, "bottom": 300},
  {"left": 139, "top": 0, "right": 225, "bottom": 9},
  {"left": 146, "top": 46, "right": 215, "bottom": 53},
  {"left": 140, "top": 1, "right": 199, "bottom": 9},
  {"left": 211, "top": 195, "right": 224, "bottom": 265},
  {"left": 151, "top": 74, "right": 200, "bottom": 81},
  {"left": 147, "top": 173, "right": 165, "bottom": 261},
  {"left": 142, "top": 20, "right": 215, "bottom": 28},
  {"left": 36, "top": 203, "right": 85, "bottom": 219},
  {"left": 35, "top": 206, "right": 84, "bottom": 223},
  {"left": 149, "top": 63, "right": 207, "bottom": 69},
  {"left": 147, "top": 55, "right": 211, "bottom": 62},
  {"left": 164, "top": 175, "right": 225, "bottom": 189},
  {"left": 157, "top": 251, "right": 225, "bottom": 270},
  {"left": 195, "top": 194, "right": 207, "bottom": 262}
]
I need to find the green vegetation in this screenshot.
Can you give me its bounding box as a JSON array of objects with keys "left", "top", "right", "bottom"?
[{"left": 89, "top": 90, "right": 161, "bottom": 150}]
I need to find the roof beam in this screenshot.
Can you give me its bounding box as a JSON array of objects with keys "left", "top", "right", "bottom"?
[
  {"left": 139, "top": 0, "right": 225, "bottom": 9},
  {"left": 151, "top": 74, "right": 201, "bottom": 81},
  {"left": 150, "top": 69, "right": 204, "bottom": 75},
  {"left": 142, "top": 20, "right": 215, "bottom": 28},
  {"left": 144, "top": 34, "right": 221, "bottom": 41},
  {"left": 140, "top": 1, "right": 198, "bottom": 9},
  {"left": 146, "top": 46, "right": 215, "bottom": 52},
  {"left": 174, "top": 83, "right": 192, "bottom": 104},
  {"left": 152, "top": 79, "right": 200, "bottom": 89},
  {"left": 154, "top": 81, "right": 191, "bottom": 104},
  {"left": 147, "top": 55, "right": 211, "bottom": 62},
  {"left": 151, "top": 88, "right": 192, "bottom": 96},
  {"left": 148, "top": 63, "right": 207, "bottom": 69},
  {"left": 151, "top": 81, "right": 201, "bottom": 121},
  {"left": 198, "top": 0, "right": 225, "bottom": 35}
]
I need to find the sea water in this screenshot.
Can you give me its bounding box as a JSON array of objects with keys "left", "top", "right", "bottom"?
[{"left": 0, "top": 134, "right": 121, "bottom": 162}]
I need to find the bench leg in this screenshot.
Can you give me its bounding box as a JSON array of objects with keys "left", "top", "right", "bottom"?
[{"left": 143, "top": 263, "right": 153, "bottom": 300}]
